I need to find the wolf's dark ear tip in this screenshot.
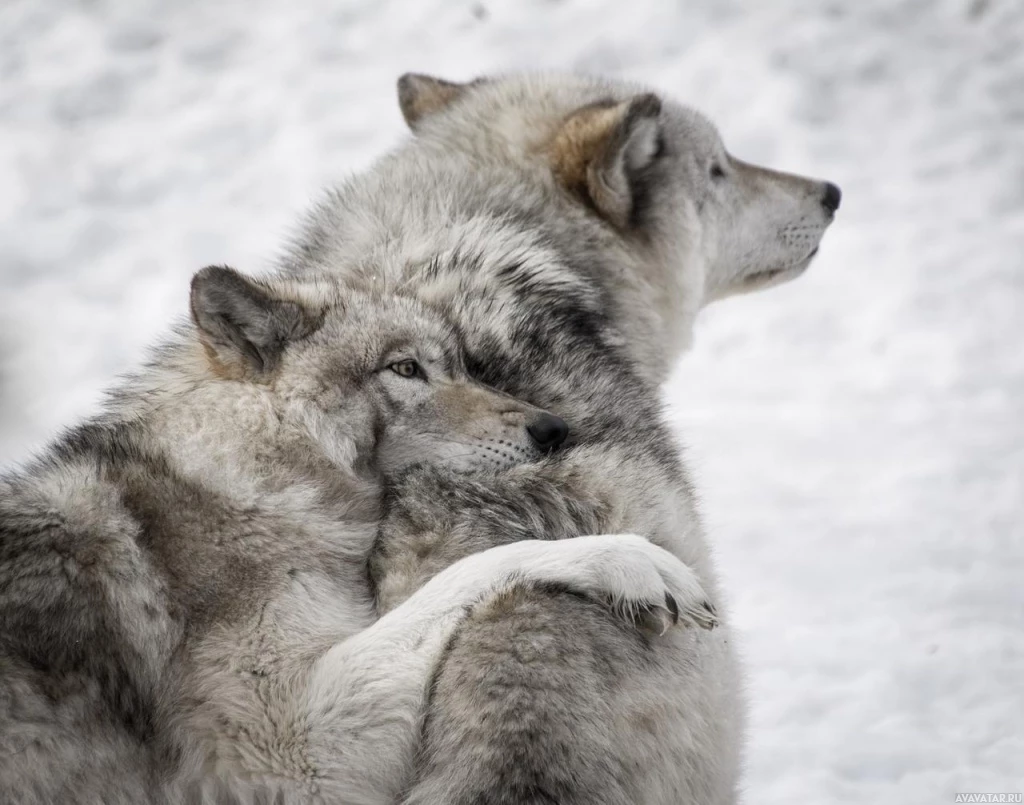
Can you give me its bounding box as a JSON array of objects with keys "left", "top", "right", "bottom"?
[
  {"left": 191, "top": 264, "right": 234, "bottom": 289},
  {"left": 396, "top": 73, "right": 418, "bottom": 98},
  {"left": 190, "top": 265, "right": 217, "bottom": 301},
  {"left": 398, "top": 72, "right": 431, "bottom": 85},
  {"left": 397, "top": 73, "right": 471, "bottom": 131},
  {"left": 630, "top": 93, "right": 663, "bottom": 120},
  {"left": 397, "top": 73, "right": 431, "bottom": 114},
  {"left": 190, "top": 265, "right": 238, "bottom": 307}
]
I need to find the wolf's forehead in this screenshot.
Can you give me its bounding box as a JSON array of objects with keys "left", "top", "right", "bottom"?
[
  {"left": 462, "top": 73, "right": 723, "bottom": 143},
  {"left": 319, "top": 300, "right": 455, "bottom": 350},
  {"left": 665, "top": 104, "right": 723, "bottom": 151}
]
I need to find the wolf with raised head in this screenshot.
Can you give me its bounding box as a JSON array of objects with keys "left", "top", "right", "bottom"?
[
  {"left": 0, "top": 266, "right": 713, "bottom": 803},
  {"left": 307, "top": 72, "right": 841, "bottom": 803}
]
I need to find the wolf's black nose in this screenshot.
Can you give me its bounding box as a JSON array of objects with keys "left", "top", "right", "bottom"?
[
  {"left": 527, "top": 413, "right": 569, "bottom": 452},
  {"left": 822, "top": 182, "right": 842, "bottom": 213}
]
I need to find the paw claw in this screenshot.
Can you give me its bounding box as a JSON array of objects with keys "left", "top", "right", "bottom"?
[
  {"left": 689, "top": 601, "right": 719, "bottom": 631},
  {"left": 665, "top": 592, "right": 680, "bottom": 625},
  {"left": 634, "top": 603, "right": 675, "bottom": 636}
]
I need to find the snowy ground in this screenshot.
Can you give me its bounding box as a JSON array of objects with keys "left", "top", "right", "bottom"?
[{"left": 1, "top": 0, "right": 1021, "bottom": 800}]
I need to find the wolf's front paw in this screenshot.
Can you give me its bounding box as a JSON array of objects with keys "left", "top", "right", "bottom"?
[
  {"left": 634, "top": 588, "right": 719, "bottom": 635},
  {"left": 534, "top": 533, "right": 718, "bottom": 634}
]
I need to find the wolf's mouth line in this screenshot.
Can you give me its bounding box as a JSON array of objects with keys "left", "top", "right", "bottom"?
[
  {"left": 433, "top": 441, "right": 538, "bottom": 470},
  {"left": 746, "top": 266, "right": 794, "bottom": 283},
  {"left": 442, "top": 439, "right": 532, "bottom": 453},
  {"left": 746, "top": 247, "right": 820, "bottom": 283}
]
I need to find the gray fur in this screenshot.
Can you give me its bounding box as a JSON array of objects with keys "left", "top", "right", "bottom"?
[
  {"left": 0, "top": 268, "right": 710, "bottom": 803},
  {"left": 333, "top": 71, "right": 839, "bottom": 803},
  {"left": 0, "top": 70, "right": 838, "bottom": 804}
]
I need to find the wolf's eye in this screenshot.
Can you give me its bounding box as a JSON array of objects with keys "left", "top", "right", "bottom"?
[
  {"left": 710, "top": 162, "right": 726, "bottom": 180},
  {"left": 389, "top": 360, "right": 424, "bottom": 380}
]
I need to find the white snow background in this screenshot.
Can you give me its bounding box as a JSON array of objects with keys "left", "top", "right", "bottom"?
[{"left": 1, "top": 0, "right": 1021, "bottom": 800}]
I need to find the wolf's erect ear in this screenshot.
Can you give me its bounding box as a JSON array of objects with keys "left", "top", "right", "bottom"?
[
  {"left": 190, "top": 266, "right": 315, "bottom": 380},
  {"left": 549, "top": 93, "right": 663, "bottom": 229},
  {"left": 397, "top": 73, "right": 470, "bottom": 131}
]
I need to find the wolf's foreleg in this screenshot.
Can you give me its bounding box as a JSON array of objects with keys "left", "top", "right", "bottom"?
[
  {"left": 399, "top": 585, "right": 733, "bottom": 805},
  {"left": 209, "top": 534, "right": 710, "bottom": 804},
  {"left": 372, "top": 443, "right": 699, "bottom": 614}
]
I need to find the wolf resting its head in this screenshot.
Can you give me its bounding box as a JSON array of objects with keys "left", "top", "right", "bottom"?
[{"left": 188, "top": 266, "right": 568, "bottom": 480}]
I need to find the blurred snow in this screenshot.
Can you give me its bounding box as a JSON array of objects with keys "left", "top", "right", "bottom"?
[{"left": 0, "top": 0, "right": 1021, "bottom": 800}]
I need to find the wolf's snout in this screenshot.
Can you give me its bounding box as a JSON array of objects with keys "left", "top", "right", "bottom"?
[
  {"left": 822, "top": 181, "right": 842, "bottom": 214},
  {"left": 527, "top": 413, "right": 569, "bottom": 452}
]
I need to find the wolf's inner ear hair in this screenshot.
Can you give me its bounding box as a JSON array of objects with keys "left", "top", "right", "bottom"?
[
  {"left": 189, "top": 266, "right": 315, "bottom": 380},
  {"left": 397, "top": 73, "right": 470, "bottom": 131},
  {"left": 549, "top": 93, "right": 663, "bottom": 229}
]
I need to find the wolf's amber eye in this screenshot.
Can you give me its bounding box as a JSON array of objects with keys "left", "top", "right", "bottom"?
[
  {"left": 389, "top": 360, "right": 424, "bottom": 379},
  {"left": 710, "top": 163, "right": 726, "bottom": 180}
]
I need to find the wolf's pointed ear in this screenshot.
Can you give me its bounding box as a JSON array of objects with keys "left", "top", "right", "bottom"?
[
  {"left": 397, "top": 73, "right": 470, "bottom": 131},
  {"left": 190, "top": 266, "right": 316, "bottom": 380},
  {"left": 549, "top": 94, "right": 663, "bottom": 229}
]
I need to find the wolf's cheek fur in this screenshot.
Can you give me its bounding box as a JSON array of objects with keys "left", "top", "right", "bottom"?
[{"left": 292, "top": 399, "right": 364, "bottom": 473}]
